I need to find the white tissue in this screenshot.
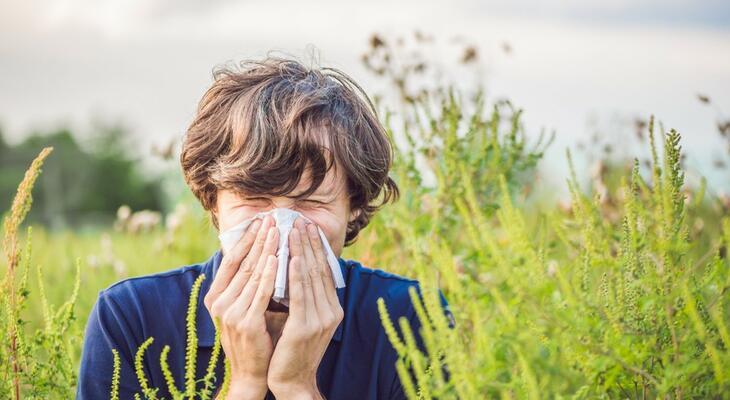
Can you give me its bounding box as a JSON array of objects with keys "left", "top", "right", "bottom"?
[{"left": 218, "top": 207, "right": 346, "bottom": 307}]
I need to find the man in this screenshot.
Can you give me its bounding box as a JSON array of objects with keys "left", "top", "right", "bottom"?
[{"left": 76, "top": 54, "right": 455, "bottom": 399}]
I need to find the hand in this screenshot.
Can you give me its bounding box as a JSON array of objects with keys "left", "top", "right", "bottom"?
[
  {"left": 267, "top": 218, "right": 344, "bottom": 399},
  {"left": 204, "top": 215, "right": 280, "bottom": 399}
]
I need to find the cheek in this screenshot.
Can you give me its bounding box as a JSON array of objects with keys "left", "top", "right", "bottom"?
[{"left": 299, "top": 209, "right": 347, "bottom": 247}]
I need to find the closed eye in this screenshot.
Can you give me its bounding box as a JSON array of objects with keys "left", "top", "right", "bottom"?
[
  {"left": 242, "top": 197, "right": 328, "bottom": 206},
  {"left": 242, "top": 197, "right": 270, "bottom": 204}
]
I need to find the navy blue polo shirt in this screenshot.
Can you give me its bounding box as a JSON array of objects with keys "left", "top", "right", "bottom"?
[{"left": 76, "top": 249, "right": 455, "bottom": 399}]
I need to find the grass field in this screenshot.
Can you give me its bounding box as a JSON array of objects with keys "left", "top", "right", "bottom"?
[{"left": 2, "top": 87, "right": 730, "bottom": 399}]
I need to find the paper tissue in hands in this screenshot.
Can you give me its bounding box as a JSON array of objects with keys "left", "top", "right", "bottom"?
[{"left": 218, "top": 207, "right": 346, "bottom": 307}]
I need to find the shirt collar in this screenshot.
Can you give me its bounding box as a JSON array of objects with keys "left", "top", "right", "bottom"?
[{"left": 196, "top": 249, "right": 348, "bottom": 347}]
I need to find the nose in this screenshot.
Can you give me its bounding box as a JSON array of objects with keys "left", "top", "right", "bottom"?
[
  {"left": 266, "top": 197, "right": 308, "bottom": 212},
  {"left": 263, "top": 205, "right": 312, "bottom": 228}
]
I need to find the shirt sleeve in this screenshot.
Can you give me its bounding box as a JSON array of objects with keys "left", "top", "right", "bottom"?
[
  {"left": 76, "top": 289, "right": 143, "bottom": 399},
  {"left": 388, "top": 288, "right": 456, "bottom": 400}
]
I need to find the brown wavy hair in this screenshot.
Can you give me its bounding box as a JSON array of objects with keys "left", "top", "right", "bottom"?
[{"left": 179, "top": 53, "right": 399, "bottom": 246}]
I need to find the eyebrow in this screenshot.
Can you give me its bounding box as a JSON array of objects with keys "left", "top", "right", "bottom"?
[
  {"left": 303, "top": 189, "right": 337, "bottom": 201},
  {"left": 241, "top": 185, "right": 338, "bottom": 201}
]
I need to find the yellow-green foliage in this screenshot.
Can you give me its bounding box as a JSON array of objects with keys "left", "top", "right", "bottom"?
[
  {"left": 2, "top": 83, "right": 729, "bottom": 399},
  {"left": 1, "top": 147, "right": 84, "bottom": 399},
  {"left": 127, "top": 274, "right": 227, "bottom": 400},
  {"left": 135, "top": 337, "right": 158, "bottom": 399},
  {"left": 159, "top": 344, "right": 182, "bottom": 399},
  {"left": 111, "top": 348, "right": 121, "bottom": 400},
  {"left": 374, "top": 109, "right": 730, "bottom": 399}
]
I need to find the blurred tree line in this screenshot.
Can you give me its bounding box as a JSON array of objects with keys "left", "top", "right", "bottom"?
[{"left": 0, "top": 123, "right": 166, "bottom": 230}]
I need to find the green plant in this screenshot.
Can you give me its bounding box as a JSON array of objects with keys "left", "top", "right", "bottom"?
[
  {"left": 377, "top": 116, "right": 730, "bottom": 398},
  {"left": 108, "top": 274, "right": 228, "bottom": 400},
  {"left": 1, "top": 147, "right": 83, "bottom": 399}
]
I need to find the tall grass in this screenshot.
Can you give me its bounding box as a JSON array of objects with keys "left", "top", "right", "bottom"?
[
  {"left": 1, "top": 88, "right": 728, "bottom": 398},
  {"left": 375, "top": 111, "right": 730, "bottom": 398},
  {"left": 1, "top": 147, "right": 82, "bottom": 399}
]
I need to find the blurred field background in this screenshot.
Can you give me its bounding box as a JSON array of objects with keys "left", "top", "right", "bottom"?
[{"left": 2, "top": 1, "right": 730, "bottom": 398}]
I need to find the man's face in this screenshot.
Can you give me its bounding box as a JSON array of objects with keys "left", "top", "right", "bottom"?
[{"left": 214, "top": 163, "right": 356, "bottom": 259}]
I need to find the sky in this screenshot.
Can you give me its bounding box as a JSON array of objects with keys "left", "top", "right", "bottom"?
[{"left": 1, "top": 0, "right": 729, "bottom": 198}]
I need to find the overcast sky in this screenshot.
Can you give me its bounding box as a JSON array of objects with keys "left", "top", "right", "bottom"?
[{"left": 1, "top": 0, "right": 729, "bottom": 197}]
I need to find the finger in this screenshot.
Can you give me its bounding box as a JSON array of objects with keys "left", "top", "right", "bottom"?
[
  {"left": 295, "top": 220, "right": 320, "bottom": 279},
  {"left": 307, "top": 223, "right": 339, "bottom": 310},
  {"left": 288, "top": 220, "right": 304, "bottom": 259},
  {"left": 307, "top": 250, "right": 332, "bottom": 322},
  {"left": 251, "top": 224, "right": 279, "bottom": 302},
  {"left": 306, "top": 223, "right": 328, "bottom": 276},
  {"left": 300, "top": 249, "right": 318, "bottom": 326},
  {"left": 209, "top": 218, "right": 263, "bottom": 300},
  {"left": 295, "top": 222, "right": 330, "bottom": 318},
  {"left": 288, "top": 255, "right": 306, "bottom": 324},
  {"left": 241, "top": 215, "right": 274, "bottom": 276},
  {"left": 213, "top": 219, "right": 262, "bottom": 306},
  {"left": 256, "top": 224, "right": 280, "bottom": 273},
  {"left": 228, "top": 226, "right": 278, "bottom": 318},
  {"left": 215, "top": 219, "right": 272, "bottom": 311},
  {"left": 249, "top": 255, "right": 278, "bottom": 315},
  {"left": 303, "top": 224, "right": 332, "bottom": 312}
]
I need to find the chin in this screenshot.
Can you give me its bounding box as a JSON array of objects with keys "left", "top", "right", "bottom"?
[{"left": 266, "top": 298, "right": 290, "bottom": 313}]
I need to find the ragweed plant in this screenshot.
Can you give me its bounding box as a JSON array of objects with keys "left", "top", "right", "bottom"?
[
  {"left": 108, "top": 273, "right": 229, "bottom": 399},
  {"left": 376, "top": 116, "right": 730, "bottom": 399},
  {"left": 1, "top": 148, "right": 225, "bottom": 399},
  {"left": 351, "top": 85, "right": 551, "bottom": 274},
  {"left": 1, "top": 147, "right": 83, "bottom": 399}
]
